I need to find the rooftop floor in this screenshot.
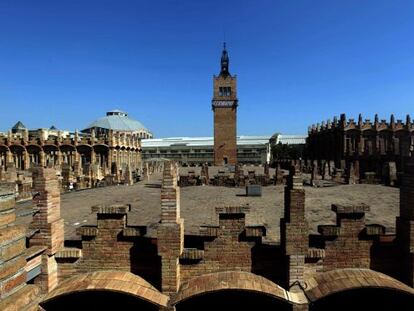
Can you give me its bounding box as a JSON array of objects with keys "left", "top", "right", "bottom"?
[{"left": 16, "top": 173, "right": 399, "bottom": 242}]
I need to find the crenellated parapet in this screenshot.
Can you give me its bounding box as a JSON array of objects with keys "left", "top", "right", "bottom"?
[
  {"left": 306, "top": 113, "right": 414, "bottom": 185},
  {"left": 308, "top": 113, "right": 414, "bottom": 135}
]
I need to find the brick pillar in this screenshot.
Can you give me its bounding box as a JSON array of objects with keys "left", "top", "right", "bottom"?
[
  {"left": 56, "top": 150, "right": 63, "bottom": 167},
  {"left": 322, "top": 161, "right": 330, "bottom": 180},
  {"left": 0, "top": 184, "right": 40, "bottom": 310},
  {"left": 5, "top": 150, "right": 12, "bottom": 165},
  {"left": 281, "top": 167, "right": 308, "bottom": 290},
  {"left": 91, "top": 148, "right": 96, "bottom": 165},
  {"left": 29, "top": 167, "right": 64, "bottom": 293},
  {"left": 201, "top": 163, "right": 209, "bottom": 185},
  {"left": 398, "top": 160, "right": 414, "bottom": 286},
  {"left": 347, "top": 162, "right": 356, "bottom": 184},
  {"left": 39, "top": 151, "right": 46, "bottom": 167},
  {"left": 311, "top": 160, "right": 321, "bottom": 186},
  {"left": 157, "top": 161, "right": 183, "bottom": 296},
  {"left": 23, "top": 150, "right": 30, "bottom": 170},
  {"left": 124, "top": 164, "right": 133, "bottom": 185}
]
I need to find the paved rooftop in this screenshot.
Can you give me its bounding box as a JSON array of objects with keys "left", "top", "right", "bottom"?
[{"left": 16, "top": 173, "right": 399, "bottom": 242}]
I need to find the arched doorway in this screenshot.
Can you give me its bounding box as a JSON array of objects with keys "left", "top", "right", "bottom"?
[
  {"left": 9, "top": 144, "right": 26, "bottom": 170},
  {"left": 43, "top": 145, "right": 60, "bottom": 167},
  {"left": 26, "top": 144, "right": 42, "bottom": 167},
  {"left": 76, "top": 145, "right": 92, "bottom": 167},
  {"left": 93, "top": 144, "right": 109, "bottom": 168},
  {"left": 0, "top": 145, "right": 9, "bottom": 169},
  {"left": 60, "top": 144, "right": 76, "bottom": 167}
]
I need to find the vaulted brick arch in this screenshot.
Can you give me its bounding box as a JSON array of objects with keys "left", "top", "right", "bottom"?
[
  {"left": 305, "top": 268, "right": 414, "bottom": 302},
  {"left": 172, "top": 271, "right": 304, "bottom": 306},
  {"left": 40, "top": 271, "right": 169, "bottom": 308}
]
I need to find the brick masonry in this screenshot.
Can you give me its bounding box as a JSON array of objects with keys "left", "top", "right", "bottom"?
[
  {"left": 281, "top": 168, "right": 309, "bottom": 289},
  {"left": 0, "top": 184, "right": 40, "bottom": 310},
  {"left": 29, "top": 167, "right": 64, "bottom": 293},
  {"left": 212, "top": 64, "right": 238, "bottom": 165},
  {"left": 2, "top": 160, "right": 414, "bottom": 309},
  {"left": 398, "top": 160, "right": 414, "bottom": 286}
]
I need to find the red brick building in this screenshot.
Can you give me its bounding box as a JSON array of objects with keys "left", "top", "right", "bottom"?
[{"left": 213, "top": 43, "right": 238, "bottom": 165}]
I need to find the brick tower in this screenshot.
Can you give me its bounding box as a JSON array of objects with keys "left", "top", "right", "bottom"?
[{"left": 213, "top": 43, "right": 238, "bottom": 165}]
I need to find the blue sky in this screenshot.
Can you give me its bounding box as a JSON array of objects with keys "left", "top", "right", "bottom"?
[{"left": 0, "top": 0, "right": 413, "bottom": 137}]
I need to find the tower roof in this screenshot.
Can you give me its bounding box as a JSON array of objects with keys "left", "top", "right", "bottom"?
[
  {"left": 12, "top": 121, "right": 26, "bottom": 130},
  {"left": 220, "top": 42, "right": 230, "bottom": 76}
]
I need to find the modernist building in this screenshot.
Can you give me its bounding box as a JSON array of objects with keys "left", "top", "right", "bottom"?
[
  {"left": 82, "top": 109, "right": 153, "bottom": 139},
  {"left": 306, "top": 114, "right": 414, "bottom": 182},
  {"left": 0, "top": 110, "right": 148, "bottom": 188},
  {"left": 141, "top": 134, "right": 306, "bottom": 165}
]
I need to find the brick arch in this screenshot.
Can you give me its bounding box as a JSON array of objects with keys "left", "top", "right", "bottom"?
[
  {"left": 305, "top": 268, "right": 414, "bottom": 302},
  {"left": 172, "top": 271, "right": 302, "bottom": 305},
  {"left": 60, "top": 144, "right": 76, "bottom": 150},
  {"left": 41, "top": 271, "right": 169, "bottom": 308},
  {"left": 0, "top": 144, "right": 10, "bottom": 152},
  {"left": 92, "top": 143, "right": 109, "bottom": 150}
]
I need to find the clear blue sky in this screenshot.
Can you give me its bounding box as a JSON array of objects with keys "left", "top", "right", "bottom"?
[{"left": 1, "top": 0, "right": 413, "bottom": 137}]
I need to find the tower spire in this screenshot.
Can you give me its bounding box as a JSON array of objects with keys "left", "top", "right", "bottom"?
[{"left": 220, "top": 42, "right": 230, "bottom": 76}]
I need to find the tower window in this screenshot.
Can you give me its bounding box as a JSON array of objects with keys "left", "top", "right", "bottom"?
[{"left": 219, "top": 87, "right": 231, "bottom": 96}]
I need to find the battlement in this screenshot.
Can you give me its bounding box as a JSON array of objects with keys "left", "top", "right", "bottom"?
[{"left": 308, "top": 114, "right": 414, "bottom": 134}]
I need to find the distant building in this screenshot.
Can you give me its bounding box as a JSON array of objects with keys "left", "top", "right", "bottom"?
[
  {"left": 306, "top": 113, "right": 414, "bottom": 183},
  {"left": 141, "top": 134, "right": 306, "bottom": 166},
  {"left": 82, "top": 109, "right": 153, "bottom": 139},
  {"left": 0, "top": 110, "right": 148, "bottom": 189}
]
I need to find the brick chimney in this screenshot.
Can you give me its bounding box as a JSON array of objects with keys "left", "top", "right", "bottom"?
[
  {"left": 157, "top": 161, "right": 184, "bottom": 295},
  {"left": 29, "top": 167, "right": 64, "bottom": 293}
]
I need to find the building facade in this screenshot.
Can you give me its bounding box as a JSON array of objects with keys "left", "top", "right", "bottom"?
[
  {"left": 306, "top": 114, "right": 414, "bottom": 183},
  {"left": 0, "top": 110, "right": 147, "bottom": 189},
  {"left": 141, "top": 135, "right": 306, "bottom": 166},
  {"left": 213, "top": 43, "right": 238, "bottom": 165},
  {"left": 142, "top": 136, "right": 269, "bottom": 165}
]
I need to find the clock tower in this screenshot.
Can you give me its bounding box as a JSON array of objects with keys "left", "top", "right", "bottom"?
[{"left": 212, "top": 43, "right": 238, "bottom": 165}]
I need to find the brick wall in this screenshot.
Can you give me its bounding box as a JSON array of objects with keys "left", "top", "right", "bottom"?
[
  {"left": 398, "top": 160, "right": 414, "bottom": 286},
  {"left": 319, "top": 204, "right": 372, "bottom": 271},
  {"left": 59, "top": 204, "right": 161, "bottom": 288},
  {"left": 180, "top": 209, "right": 254, "bottom": 283},
  {"left": 0, "top": 184, "right": 40, "bottom": 310},
  {"left": 180, "top": 206, "right": 285, "bottom": 285},
  {"left": 214, "top": 108, "right": 237, "bottom": 165}
]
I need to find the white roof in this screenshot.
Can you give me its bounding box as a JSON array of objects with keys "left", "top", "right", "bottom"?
[
  {"left": 141, "top": 134, "right": 306, "bottom": 148},
  {"left": 83, "top": 110, "right": 149, "bottom": 133},
  {"left": 278, "top": 135, "right": 306, "bottom": 145},
  {"left": 142, "top": 136, "right": 270, "bottom": 148}
]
